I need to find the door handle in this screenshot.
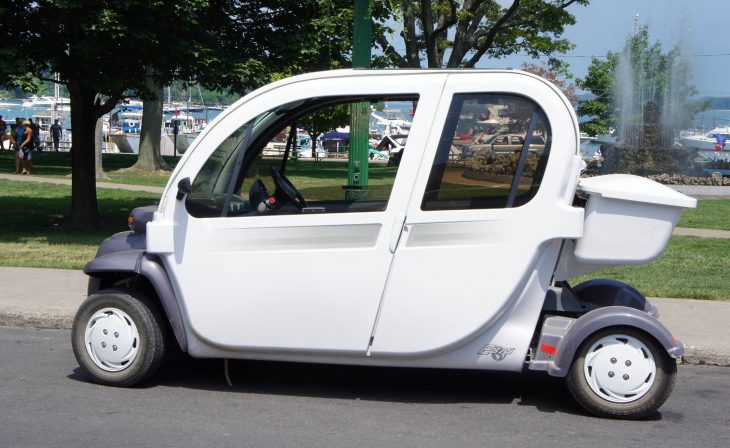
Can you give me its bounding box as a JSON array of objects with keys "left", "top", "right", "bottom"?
[{"left": 389, "top": 212, "right": 407, "bottom": 254}]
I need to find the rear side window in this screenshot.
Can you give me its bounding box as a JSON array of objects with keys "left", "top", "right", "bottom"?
[{"left": 421, "top": 93, "right": 551, "bottom": 211}]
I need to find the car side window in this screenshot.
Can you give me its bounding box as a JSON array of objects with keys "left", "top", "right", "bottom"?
[
  {"left": 186, "top": 96, "right": 419, "bottom": 218},
  {"left": 421, "top": 93, "right": 551, "bottom": 211}
]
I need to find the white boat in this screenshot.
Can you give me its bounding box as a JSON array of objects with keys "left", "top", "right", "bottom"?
[
  {"left": 680, "top": 126, "right": 730, "bottom": 151},
  {"left": 22, "top": 95, "right": 70, "bottom": 109},
  {"left": 580, "top": 132, "right": 597, "bottom": 144},
  {"left": 370, "top": 111, "right": 412, "bottom": 135},
  {"left": 112, "top": 133, "right": 180, "bottom": 156},
  {"left": 163, "top": 102, "right": 206, "bottom": 113}
]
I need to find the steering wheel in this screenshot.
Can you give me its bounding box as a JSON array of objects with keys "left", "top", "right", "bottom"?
[{"left": 270, "top": 166, "right": 307, "bottom": 209}]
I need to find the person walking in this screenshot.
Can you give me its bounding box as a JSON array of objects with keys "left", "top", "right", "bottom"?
[
  {"left": 0, "top": 115, "right": 8, "bottom": 150},
  {"left": 50, "top": 118, "right": 62, "bottom": 151}
]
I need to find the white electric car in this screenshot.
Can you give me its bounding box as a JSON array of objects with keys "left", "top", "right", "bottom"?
[{"left": 73, "top": 70, "right": 696, "bottom": 419}]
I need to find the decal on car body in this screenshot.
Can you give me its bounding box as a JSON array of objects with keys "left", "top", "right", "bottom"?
[{"left": 478, "top": 344, "right": 515, "bottom": 361}]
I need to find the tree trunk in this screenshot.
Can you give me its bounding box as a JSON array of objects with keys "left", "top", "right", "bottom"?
[
  {"left": 401, "top": 1, "right": 420, "bottom": 68},
  {"left": 419, "top": 0, "right": 437, "bottom": 67},
  {"left": 95, "top": 116, "right": 109, "bottom": 180},
  {"left": 68, "top": 87, "right": 102, "bottom": 228},
  {"left": 131, "top": 69, "right": 169, "bottom": 172},
  {"left": 310, "top": 132, "right": 321, "bottom": 161}
]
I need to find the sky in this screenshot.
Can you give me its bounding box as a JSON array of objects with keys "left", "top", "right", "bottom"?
[{"left": 473, "top": 0, "right": 730, "bottom": 97}]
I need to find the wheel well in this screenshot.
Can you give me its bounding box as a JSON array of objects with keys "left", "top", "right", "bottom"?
[
  {"left": 578, "top": 325, "right": 662, "bottom": 353},
  {"left": 97, "top": 273, "right": 153, "bottom": 298},
  {"left": 92, "top": 273, "right": 179, "bottom": 350}
]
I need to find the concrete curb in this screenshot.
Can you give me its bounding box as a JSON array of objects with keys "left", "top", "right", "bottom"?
[
  {"left": 0, "top": 311, "right": 74, "bottom": 331},
  {"left": 681, "top": 347, "right": 730, "bottom": 367}
]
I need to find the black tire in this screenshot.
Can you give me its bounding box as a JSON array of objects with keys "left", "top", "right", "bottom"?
[
  {"left": 71, "top": 288, "right": 166, "bottom": 387},
  {"left": 566, "top": 327, "right": 677, "bottom": 419}
]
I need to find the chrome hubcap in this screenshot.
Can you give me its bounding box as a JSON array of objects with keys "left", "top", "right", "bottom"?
[
  {"left": 584, "top": 334, "right": 656, "bottom": 403},
  {"left": 84, "top": 308, "right": 139, "bottom": 372}
]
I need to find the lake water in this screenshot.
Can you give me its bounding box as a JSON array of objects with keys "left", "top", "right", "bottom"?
[{"left": 693, "top": 109, "right": 730, "bottom": 129}]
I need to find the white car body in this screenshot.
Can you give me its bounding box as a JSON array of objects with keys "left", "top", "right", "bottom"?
[
  {"left": 145, "top": 69, "right": 691, "bottom": 365},
  {"left": 78, "top": 70, "right": 696, "bottom": 417}
]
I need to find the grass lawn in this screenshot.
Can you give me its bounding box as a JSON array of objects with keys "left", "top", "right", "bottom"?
[
  {"left": 0, "top": 150, "right": 179, "bottom": 187},
  {"left": 677, "top": 199, "right": 730, "bottom": 231},
  {"left": 0, "top": 179, "right": 159, "bottom": 269},
  {"left": 573, "top": 235, "right": 730, "bottom": 300}
]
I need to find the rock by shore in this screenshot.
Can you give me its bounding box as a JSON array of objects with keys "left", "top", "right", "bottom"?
[{"left": 648, "top": 172, "right": 730, "bottom": 186}]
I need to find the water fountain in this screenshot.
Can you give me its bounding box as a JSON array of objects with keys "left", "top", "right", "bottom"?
[{"left": 597, "top": 28, "right": 698, "bottom": 176}]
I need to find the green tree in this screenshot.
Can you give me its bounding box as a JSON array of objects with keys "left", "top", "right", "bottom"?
[
  {"left": 376, "top": 0, "right": 590, "bottom": 68},
  {"left": 521, "top": 61, "right": 577, "bottom": 105},
  {"left": 576, "top": 58, "right": 615, "bottom": 136},
  {"left": 132, "top": 0, "right": 366, "bottom": 173},
  {"left": 0, "top": 1, "right": 312, "bottom": 227}
]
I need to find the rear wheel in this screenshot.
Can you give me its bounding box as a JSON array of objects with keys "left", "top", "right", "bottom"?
[
  {"left": 71, "top": 288, "right": 166, "bottom": 387},
  {"left": 566, "top": 327, "right": 677, "bottom": 419}
]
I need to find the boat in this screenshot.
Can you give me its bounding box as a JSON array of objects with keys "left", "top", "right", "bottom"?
[
  {"left": 22, "top": 95, "right": 71, "bottom": 109},
  {"left": 680, "top": 126, "right": 730, "bottom": 151},
  {"left": 164, "top": 113, "right": 207, "bottom": 153},
  {"left": 118, "top": 111, "right": 144, "bottom": 134},
  {"left": 680, "top": 127, "right": 730, "bottom": 161},
  {"left": 111, "top": 111, "right": 200, "bottom": 155},
  {"left": 580, "top": 132, "right": 597, "bottom": 144},
  {"left": 370, "top": 111, "right": 412, "bottom": 135},
  {"left": 112, "top": 133, "right": 179, "bottom": 156},
  {"left": 163, "top": 102, "right": 206, "bottom": 114}
]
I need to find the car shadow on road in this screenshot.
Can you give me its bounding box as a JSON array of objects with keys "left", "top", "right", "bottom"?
[
  {"left": 68, "top": 354, "right": 670, "bottom": 420},
  {"left": 142, "top": 355, "right": 592, "bottom": 415}
]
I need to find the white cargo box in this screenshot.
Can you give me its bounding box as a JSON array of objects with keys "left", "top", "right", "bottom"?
[{"left": 573, "top": 174, "right": 697, "bottom": 265}]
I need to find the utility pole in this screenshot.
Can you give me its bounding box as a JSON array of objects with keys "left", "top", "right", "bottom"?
[{"left": 346, "top": 0, "right": 371, "bottom": 200}]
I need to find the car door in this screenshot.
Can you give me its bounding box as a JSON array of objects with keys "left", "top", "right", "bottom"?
[
  {"left": 151, "top": 73, "right": 448, "bottom": 354},
  {"left": 370, "top": 72, "right": 585, "bottom": 358}
]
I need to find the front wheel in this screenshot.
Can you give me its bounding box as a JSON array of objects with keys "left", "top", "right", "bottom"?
[
  {"left": 71, "top": 288, "right": 166, "bottom": 387},
  {"left": 566, "top": 327, "right": 677, "bottom": 419}
]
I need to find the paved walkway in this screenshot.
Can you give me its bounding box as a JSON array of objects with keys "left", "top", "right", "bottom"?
[
  {"left": 0, "top": 266, "right": 728, "bottom": 366},
  {"left": 673, "top": 227, "right": 730, "bottom": 238},
  {"left": 668, "top": 184, "right": 730, "bottom": 198},
  {"left": 0, "top": 173, "right": 164, "bottom": 194}
]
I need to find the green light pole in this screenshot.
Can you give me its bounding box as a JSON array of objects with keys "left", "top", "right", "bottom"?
[{"left": 346, "top": 0, "right": 371, "bottom": 200}]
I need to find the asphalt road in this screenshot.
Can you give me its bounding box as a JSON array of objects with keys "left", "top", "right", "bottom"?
[{"left": 1, "top": 327, "right": 729, "bottom": 448}]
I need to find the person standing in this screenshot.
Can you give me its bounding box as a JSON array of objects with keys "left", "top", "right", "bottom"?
[
  {"left": 10, "top": 118, "right": 25, "bottom": 173},
  {"left": 0, "top": 115, "right": 8, "bottom": 150},
  {"left": 50, "top": 118, "right": 63, "bottom": 151},
  {"left": 18, "top": 120, "right": 34, "bottom": 174},
  {"left": 28, "top": 118, "right": 41, "bottom": 151}
]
